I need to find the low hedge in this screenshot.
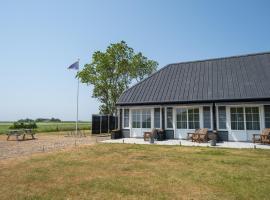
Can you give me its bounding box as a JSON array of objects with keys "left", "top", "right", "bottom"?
[{"left": 9, "top": 122, "right": 38, "bottom": 129}]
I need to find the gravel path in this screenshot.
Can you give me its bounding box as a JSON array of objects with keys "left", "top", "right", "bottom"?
[{"left": 0, "top": 133, "right": 109, "bottom": 161}]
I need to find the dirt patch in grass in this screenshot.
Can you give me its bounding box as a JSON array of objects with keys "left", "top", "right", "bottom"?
[
  {"left": 0, "top": 144, "right": 270, "bottom": 200},
  {"left": 0, "top": 132, "right": 109, "bottom": 163}
]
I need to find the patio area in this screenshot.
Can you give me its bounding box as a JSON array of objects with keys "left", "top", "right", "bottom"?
[{"left": 102, "top": 138, "right": 270, "bottom": 149}]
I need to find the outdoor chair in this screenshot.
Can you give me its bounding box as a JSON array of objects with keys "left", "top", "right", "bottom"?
[
  {"left": 197, "top": 128, "right": 209, "bottom": 143},
  {"left": 189, "top": 129, "right": 201, "bottom": 142},
  {"left": 253, "top": 129, "right": 270, "bottom": 144},
  {"left": 189, "top": 128, "right": 208, "bottom": 143},
  {"left": 144, "top": 131, "right": 152, "bottom": 141}
]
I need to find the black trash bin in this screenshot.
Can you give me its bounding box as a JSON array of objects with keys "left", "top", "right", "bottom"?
[
  {"left": 111, "top": 129, "right": 122, "bottom": 139},
  {"left": 157, "top": 129, "right": 166, "bottom": 141}
]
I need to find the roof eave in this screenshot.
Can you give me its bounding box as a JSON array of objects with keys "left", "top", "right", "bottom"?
[{"left": 116, "top": 97, "right": 270, "bottom": 106}]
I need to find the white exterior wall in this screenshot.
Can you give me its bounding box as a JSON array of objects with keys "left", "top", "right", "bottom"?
[
  {"left": 224, "top": 104, "right": 264, "bottom": 142},
  {"left": 173, "top": 105, "right": 213, "bottom": 139},
  {"left": 215, "top": 103, "right": 270, "bottom": 142},
  {"left": 122, "top": 106, "right": 160, "bottom": 138},
  {"left": 120, "top": 103, "right": 269, "bottom": 141}
]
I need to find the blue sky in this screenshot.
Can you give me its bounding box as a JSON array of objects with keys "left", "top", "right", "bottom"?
[{"left": 0, "top": 0, "right": 270, "bottom": 121}]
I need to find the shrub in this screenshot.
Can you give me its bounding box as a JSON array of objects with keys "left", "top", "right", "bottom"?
[{"left": 9, "top": 122, "right": 38, "bottom": 129}]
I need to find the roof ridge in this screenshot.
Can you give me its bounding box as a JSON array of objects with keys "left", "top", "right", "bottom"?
[{"left": 169, "top": 51, "right": 270, "bottom": 65}]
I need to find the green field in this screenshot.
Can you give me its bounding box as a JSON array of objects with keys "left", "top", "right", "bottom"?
[
  {"left": 0, "top": 122, "right": 91, "bottom": 134},
  {"left": 0, "top": 144, "right": 270, "bottom": 200}
]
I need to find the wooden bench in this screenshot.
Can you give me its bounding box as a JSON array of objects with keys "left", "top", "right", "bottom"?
[
  {"left": 7, "top": 129, "right": 36, "bottom": 141},
  {"left": 253, "top": 129, "right": 270, "bottom": 144},
  {"left": 6, "top": 130, "right": 24, "bottom": 141}
]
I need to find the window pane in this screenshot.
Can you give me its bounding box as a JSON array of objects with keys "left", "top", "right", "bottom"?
[
  {"left": 246, "top": 122, "right": 252, "bottom": 130},
  {"left": 218, "top": 106, "right": 226, "bottom": 129},
  {"left": 195, "top": 122, "right": 199, "bottom": 129},
  {"left": 245, "top": 107, "right": 252, "bottom": 114},
  {"left": 265, "top": 106, "right": 270, "bottom": 128},
  {"left": 230, "top": 107, "right": 244, "bottom": 130},
  {"left": 203, "top": 107, "right": 211, "bottom": 129},
  {"left": 167, "top": 107, "right": 173, "bottom": 128},
  {"left": 182, "top": 122, "right": 187, "bottom": 129},
  {"left": 265, "top": 106, "right": 270, "bottom": 117},
  {"left": 123, "top": 109, "right": 129, "bottom": 128},
  {"left": 238, "top": 113, "right": 244, "bottom": 122},
  {"left": 231, "top": 107, "right": 236, "bottom": 113},
  {"left": 132, "top": 110, "right": 141, "bottom": 128},
  {"left": 176, "top": 108, "right": 187, "bottom": 129},
  {"left": 231, "top": 114, "right": 236, "bottom": 121},
  {"left": 142, "top": 109, "right": 151, "bottom": 128},
  {"left": 245, "top": 107, "right": 260, "bottom": 130},
  {"left": 188, "top": 122, "right": 194, "bottom": 129},
  {"left": 237, "top": 107, "right": 244, "bottom": 113},
  {"left": 188, "top": 109, "right": 194, "bottom": 122},
  {"left": 188, "top": 108, "right": 200, "bottom": 129},
  {"left": 231, "top": 122, "right": 236, "bottom": 130},
  {"left": 194, "top": 114, "right": 200, "bottom": 121},
  {"left": 253, "top": 122, "right": 260, "bottom": 130},
  {"left": 132, "top": 111, "right": 136, "bottom": 128},
  {"left": 154, "top": 108, "right": 160, "bottom": 128},
  {"left": 253, "top": 114, "right": 259, "bottom": 121},
  {"left": 245, "top": 113, "right": 252, "bottom": 122},
  {"left": 238, "top": 122, "right": 244, "bottom": 130},
  {"left": 252, "top": 107, "right": 259, "bottom": 113}
]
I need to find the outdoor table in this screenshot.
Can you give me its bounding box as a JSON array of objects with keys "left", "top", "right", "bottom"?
[
  {"left": 6, "top": 129, "right": 35, "bottom": 141},
  {"left": 6, "top": 130, "right": 24, "bottom": 141},
  {"left": 23, "top": 129, "right": 36, "bottom": 140}
]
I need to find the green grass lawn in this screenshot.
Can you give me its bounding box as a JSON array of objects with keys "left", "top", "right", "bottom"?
[
  {"left": 1, "top": 144, "right": 270, "bottom": 200},
  {"left": 0, "top": 122, "right": 91, "bottom": 134}
]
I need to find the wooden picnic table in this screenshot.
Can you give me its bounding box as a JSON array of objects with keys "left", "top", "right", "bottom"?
[{"left": 6, "top": 129, "right": 36, "bottom": 141}]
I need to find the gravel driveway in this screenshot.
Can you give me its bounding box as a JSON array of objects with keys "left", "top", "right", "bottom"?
[{"left": 0, "top": 133, "right": 109, "bottom": 161}]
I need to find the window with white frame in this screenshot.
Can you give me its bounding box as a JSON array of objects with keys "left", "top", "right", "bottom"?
[
  {"left": 245, "top": 107, "right": 260, "bottom": 130},
  {"left": 218, "top": 106, "right": 227, "bottom": 129},
  {"left": 176, "top": 108, "right": 187, "bottom": 129},
  {"left": 142, "top": 109, "right": 151, "bottom": 128},
  {"left": 132, "top": 110, "right": 141, "bottom": 128},
  {"left": 264, "top": 105, "right": 270, "bottom": 128},
  {"left": 154, "top": 108, "right": 161, "bottom": 128},
  {"left": 166, "top": 107, "right": 173, "bottom": 128},
  {"left": 123, "top": 109, "right": 129, "bottom": 128},
  {"left": 230, "top": 107, "right": 245, "bottom": 130},
  {"left": 203, "top": 107, "right": 211, "bottom": 129},
  {"left": 188, "top": 108, "right": 200, "bottom": 129}
]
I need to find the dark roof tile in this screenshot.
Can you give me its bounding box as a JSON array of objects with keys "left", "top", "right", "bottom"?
[{"left": 117, "top": 52, "right": 270, "bottom": 105}]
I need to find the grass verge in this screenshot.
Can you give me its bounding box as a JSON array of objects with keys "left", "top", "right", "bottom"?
[{"left": 0, "top": 144, "right": 270, "bottom": 200}]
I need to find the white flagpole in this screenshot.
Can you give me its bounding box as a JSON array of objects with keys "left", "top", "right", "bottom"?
[{"left": 76, "top": 59, "right": 80, "bottom": 135}]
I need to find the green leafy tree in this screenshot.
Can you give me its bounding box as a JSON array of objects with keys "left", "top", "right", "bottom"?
[{"left": 78, "top": 41, "right": 158, "bottom": 114}]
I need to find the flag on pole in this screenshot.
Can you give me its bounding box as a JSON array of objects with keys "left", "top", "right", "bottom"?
[
  {"left": 67, "top": 59, "right": 80, "bottom": 136},
  {"left": 68, "top": 61, "right": 79, "bottom": 70}
]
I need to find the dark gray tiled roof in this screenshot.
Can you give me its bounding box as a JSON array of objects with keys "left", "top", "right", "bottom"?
[{"left": 117, "top": 52, "right": 270, "bottom": 105}]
